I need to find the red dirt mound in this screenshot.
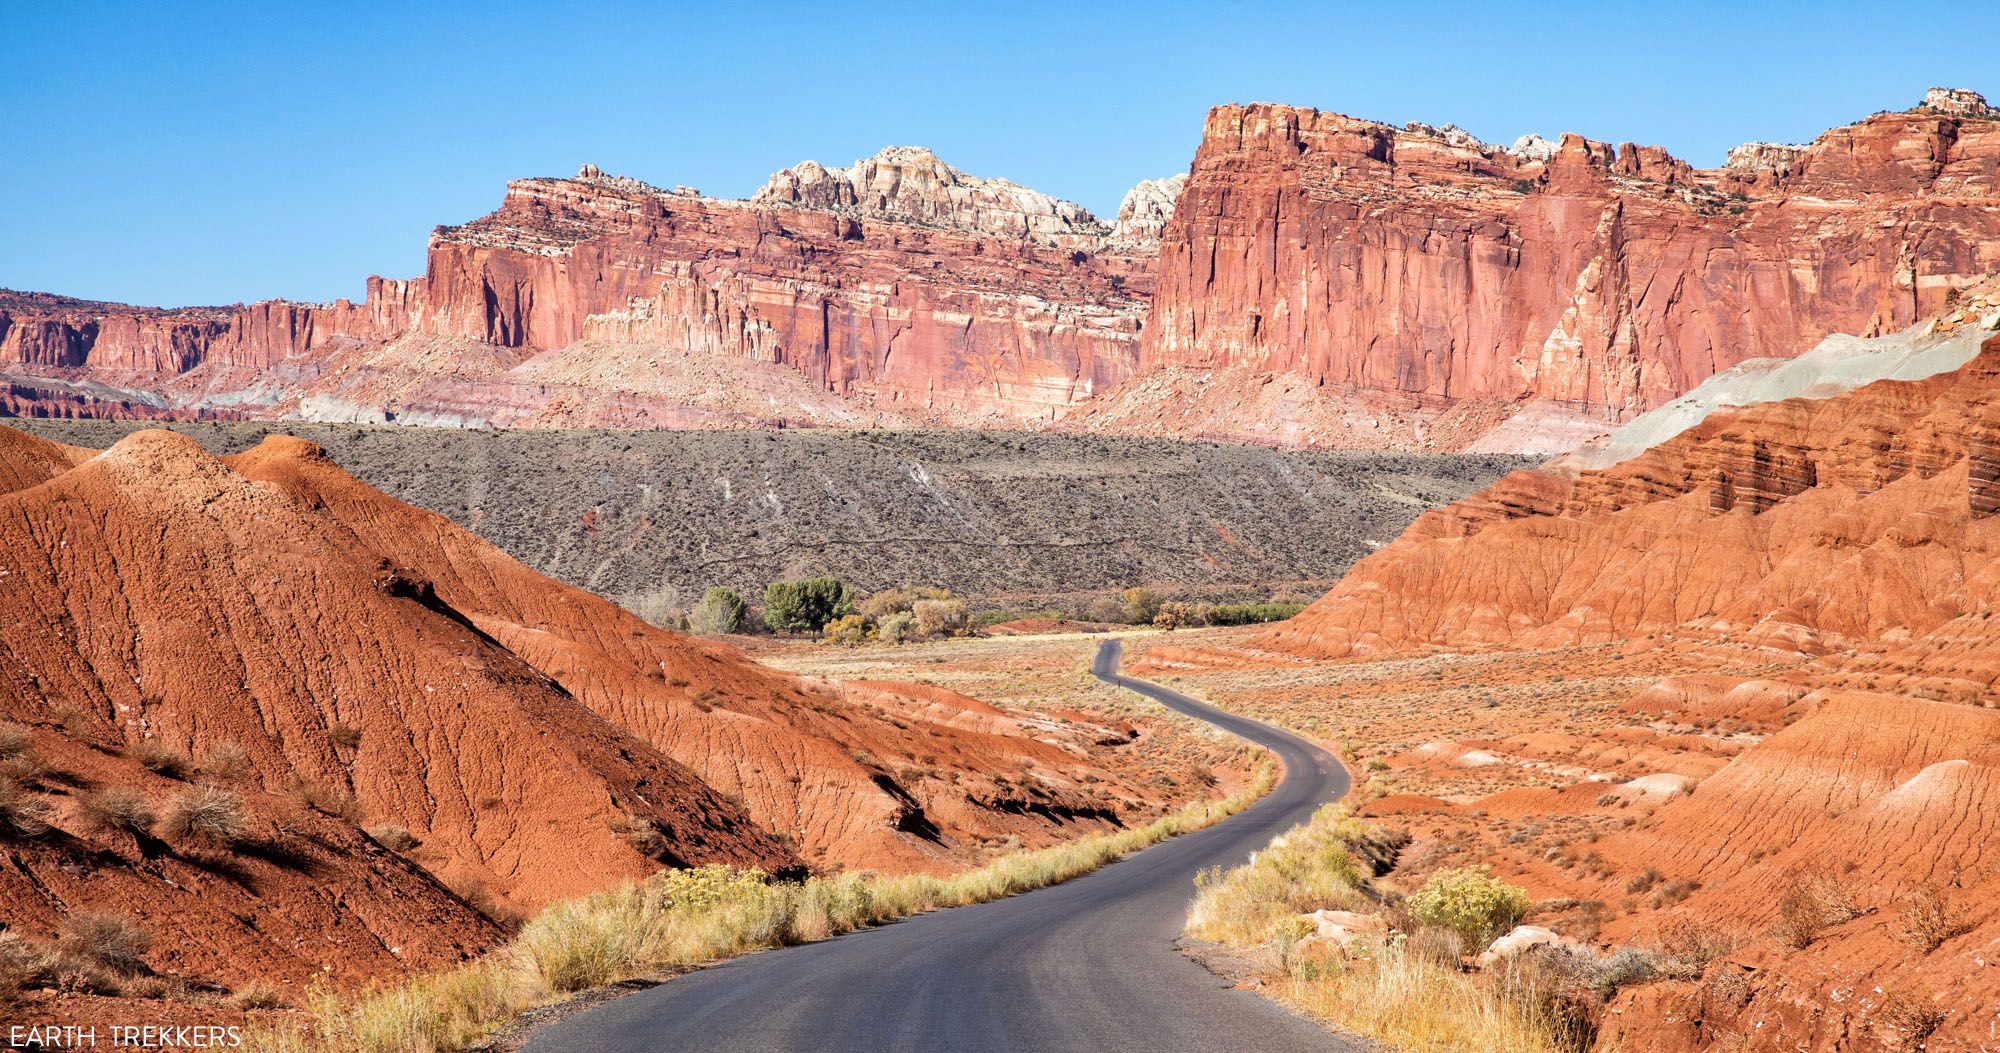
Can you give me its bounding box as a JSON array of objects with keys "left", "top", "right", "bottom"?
[
  {"left": 230, "top": 434, "right": 1203, "bottom": 876},
  {"left": 1241, "top": 321, "right": 2000, "bottom": 1048}
]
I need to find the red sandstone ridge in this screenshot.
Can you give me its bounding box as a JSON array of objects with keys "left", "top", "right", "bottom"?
[
  {"left": 1, "top": 148, "right": 1171, "bottom": 428},
  {"left": 1100, "top": 88, "right": 2000, "bottom": 451},
  {"left": 8, "top": 90, "right": 1998, "bottom": 449}
]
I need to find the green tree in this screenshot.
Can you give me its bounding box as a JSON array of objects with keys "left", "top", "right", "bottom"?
[
  {"left": 687, "top": 587, "right": 748, "bottom": 635},
  {"left": 763, "top": 576, "right": 854, "bottom": 634}
]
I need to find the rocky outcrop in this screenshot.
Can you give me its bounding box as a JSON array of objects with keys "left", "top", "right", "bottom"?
[
  {"left": 2, "top": 151, "right": 1186, "bottom": 427},
  {"left": 1110, "top": 174, "right": 1188, "bottom": 248},
  {"left": 1139, "top": 90, "right": 2000, "bottom": 449},
  {"left": 751, "top": 147, "right": 1113, "bottom": 248},
  {"left": 7, "top": 90, "right": 1997, "bottom": 448}
]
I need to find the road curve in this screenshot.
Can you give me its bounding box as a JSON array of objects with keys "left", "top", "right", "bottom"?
[{"left": 525, "top": 638, "right": 1355, "bottom": 1053}]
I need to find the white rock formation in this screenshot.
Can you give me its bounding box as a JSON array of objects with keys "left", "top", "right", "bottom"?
[
  {"left": 1108, "top": 174, "right": 1187, "bottom": 249},
  {"left": 1508, "top": 134, "right": 1558, "bottom": 164},
  {"left": 1724, "top": 141, "right": 1808, "bottom": 178},
  {"left": 1475, "top": 925, "right": 1582, "bottom": 967},
  {"left": 752, "top": 146, "right": 1111, "bottom": 247},
  {"left": 1922, "top": 86, "right": 1995, "bottom": 116}
]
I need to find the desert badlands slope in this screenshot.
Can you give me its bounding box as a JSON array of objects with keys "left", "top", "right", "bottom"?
[
  {"left": 1139, "top": 286, "right": 2000, "bottom": 1050},
  {"left": 0, "top": 424, "right": 1239, "bottom": 1022}
]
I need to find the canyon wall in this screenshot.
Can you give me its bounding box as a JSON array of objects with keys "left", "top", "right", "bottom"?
[
  {"left": 6, "top": 91, "right": 1998, "bottom": 446},
  {"left": 0, "top": 150, "right": 1163, "bottom": 426},
  {"left": 1135, "top": 92, "right": 2000, "bottom": 443}
]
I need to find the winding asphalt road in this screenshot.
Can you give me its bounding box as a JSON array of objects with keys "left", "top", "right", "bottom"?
[{"left": 525, "top": 638, "right": 1355, "bottom": 1053}]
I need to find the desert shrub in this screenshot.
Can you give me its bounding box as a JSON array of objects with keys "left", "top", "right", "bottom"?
[
  {"left": 762, "top": 577, "right": 853, "bottom": 634},
  {"left": 285, "top": 776, "right": 363, "bottom": 823},
  {"left": 1772, "top": 867, "right": 1862, "bottom": 949},
  {"left": 875, "top": 611, "right": 915, "bottom": 645},
  {"left": 1625, "top": 868, "right": 1663, "bottom": 895},
  {"left": 1208, "top": 602, "right": 1309, "bottom": 625},
  {"left": 0, "top": 722, "right": 29, "bottom": 759},
  {"left": 687, "top": 587, "right": 749, "bottom": 635},
  {"left": 367, "top": 824, "right": 419, "bottom": 853},
  {"left": 1406, "top": 867, "right": 1530, "bottom": 948},
  {"left": 0, "top": 778, "right": 53, "bottom": 838},
  {"left": 1120, "top": 587, "right": 1161, "bottom": 625},
  {"left": 609, "top": 815, "right": 669, "bottom": 859},
  {"left": 1649, "top": 879, "right": 1699, "bottom": 909},
  {"left": 1590, "top": 947, "right": 1656, "bottom": 1000},
  {"left": 134, "top": 741, "right": 192, "bottom": 779},
  {"left": 78, "top": 786, "right": 156, "bottom": 836},
  {"left": 856, "top": 585, "right": 952, "bottom": 622},
  {"left": 57, "top": 913, "right": 151, "bottom": 976},
  {"left": 1649, "top": 916, "right": 1733, "bottom": 979},
  {"left": 821, "top": 613, "right": 870, "bottom": 646},
  {"left": 161, "top": 786, "right": 247, "bottom": 852},
  {"left": 1085, "top": 596, "right": 1127, "bottom": 623},
  {"left": 330, "top": 723, "right": 363, "bottom": 750},
  {"left": 911, "top": 598, "right": 968, "bottom": 638},
  {"left": 0, "top": 932, "right": 57, "bottom": 1006},
  {"left": 1895, "top": 884, "right": 1973, "bottom": 953},
  {"left": 201, "top": 740, "right": 252, "bottom": 782},
  {"left": 1875, "top": 989, "right": 1946, "bottom": 1051}
]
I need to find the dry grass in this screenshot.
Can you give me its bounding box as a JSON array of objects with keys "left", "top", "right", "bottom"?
[
  {"left": 283, "top": 775, "right": 363, "bottom": 824},
  {"left": 0, "top": 722, "right": 30, "bottom": 760},
  {"left": 1187, "top": 803, "right": 1589, "bottom": 1053},
  {"left": 201, "top": 740, "right": 253, "bottom": 782},
  {"left": 57, "top": 913, "right": 152, "bottom": 976},
  {"left": 77, "top": 786, "right": 157, "bottom": 836},
  {"left": 1875, "top": 988, "right": 1947, "bottom": 1051},
  {"left": 0, "top": 777, "right": 53, "bottom": 838},
  {"left": 134, "top": 740, "right": 193, "bottom": 779},
  {"left": 253, "top": 758, "right": 1276, "bottom": 1053},
  {"left": 1187, "top": 803, "right": 1372, "bottom": 945},
  {"left": 1894, "top": 883, "right": 1972, "bottom": 954},
  {"left": 161, "top": 786, "right": 248, "bottom": 853},
  {"left": 1282, "top": 948, "right": 1582, "bottom": 1053}
]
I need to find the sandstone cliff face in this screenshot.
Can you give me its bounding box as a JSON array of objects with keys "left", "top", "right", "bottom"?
[
  {"left": 9, "top": 92, "right": 1998, "bottom": 447},
  {"left": 2, "top": 152, "right": 1176, "bottom": 427},
  {"left": 1139, "top": 92, "right": 2000, "bottom": 446}
]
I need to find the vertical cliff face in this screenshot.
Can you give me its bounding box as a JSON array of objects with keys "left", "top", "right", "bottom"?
[
  {"left": 1140, "top": 92, "right": 2000, "bottom": 440},
  {"left": 6, "top": 91, "right": 1997, "bottom": 441},
  {"left": 0, "top": 151, "right": 1173, "bottom": 426}
]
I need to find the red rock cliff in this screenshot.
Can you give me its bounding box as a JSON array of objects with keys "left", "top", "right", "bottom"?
[
  {"left": 1144, "top": 94, "right": 2000, "bottom": 425},
  {"left": 1, "top": 150, "right": 1160, "bottom": 425}
]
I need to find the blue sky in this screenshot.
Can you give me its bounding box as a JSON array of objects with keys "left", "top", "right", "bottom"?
[{"left": 3, "top": 1, "right": 1983, "bottom": 307}]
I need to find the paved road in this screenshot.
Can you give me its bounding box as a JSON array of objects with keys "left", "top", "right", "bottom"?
[{"left": 526, "top": 638, "right": 1355, "bottom": 1053}]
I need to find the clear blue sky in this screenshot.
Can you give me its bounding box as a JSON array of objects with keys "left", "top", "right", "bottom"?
[{"left": 3, "top": 1, "right": 1983, "bottom": 308}]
